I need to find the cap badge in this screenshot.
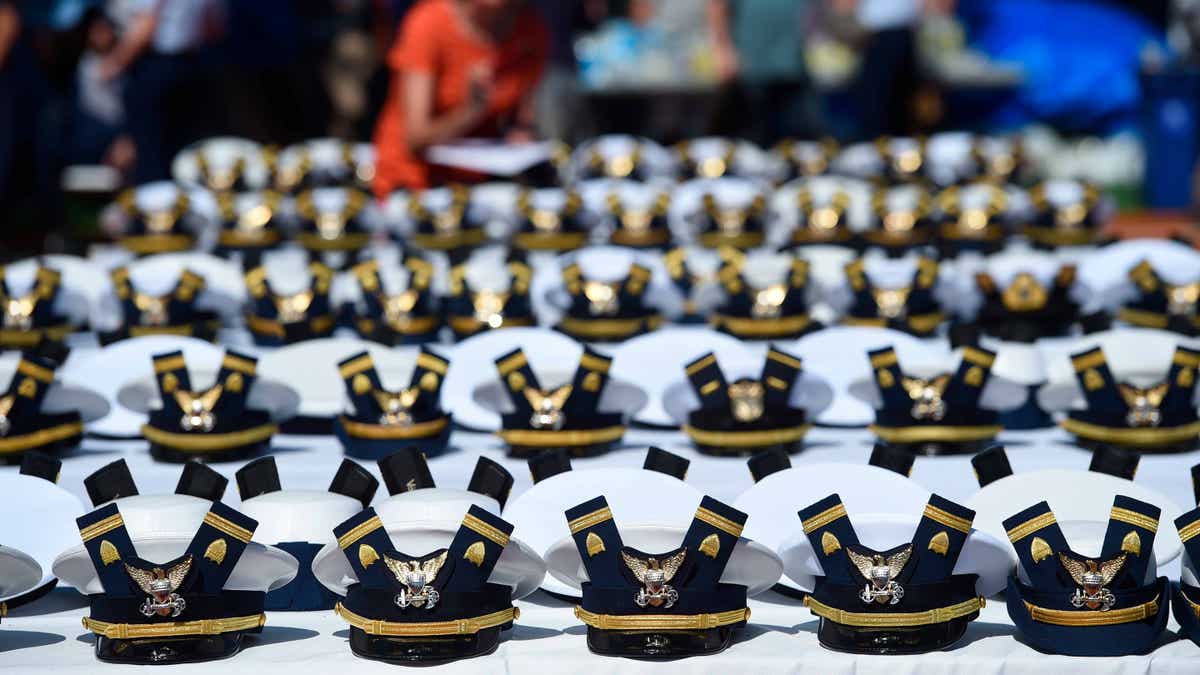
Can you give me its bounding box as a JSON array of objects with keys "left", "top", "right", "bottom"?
[
  {"left": 134, "top": 293, "right": 170, "bottom": 326},
  {"left": 274, "top": 290, "right": 314, "bottom": 324},
  {"left": 1119, "top": 382, "right": 1167, "bottom": 428},
  {"left": 848, "top": 546, "right": 912, "bottom": 605},
  {"left": 1001, "top": 273, "right": 1049, "bottom": 312},
  {"left": 728, "top": 380, "right": 765, "bottom": 423},
  {"left": 126, "top": 556, "right": 192, "bottom": 617},
  {"left": 583, "top": 281, "right": 620, "bottom": 316},
  {"left": 3, "top": 295, "right": 35, "bottom": 330},
  {"left": 1061, "top": 552, "right": 1125, "bottom": 611},
  {"left": 1167, "top": 283, "right": 1199, "bottom": 317},
  {"left": 622, "top": 549, "right": 685, "bottom": 608},
  {"left": 174, "top": 385, "right": 223, "bottom": 432},
  {"left": 385, "top": 551, "right": 447, "bottom": 609},
  {"left": 902, "top": 375, "right": 950, "bottom": 422},
  {"left": 373, "top": 388, "right": 419, "bottom": 427},
  {"left": 473, "top": 290, "right": 507, "bottom": 328},
  {"left": 751, "top": 284, "right": 787, "bottom": 319},
  {"left": 524, "top": 385, "right": 572, "bottom": 431},
  {"left": 872, "top": 287, "right": 911, "bottom": 319}
]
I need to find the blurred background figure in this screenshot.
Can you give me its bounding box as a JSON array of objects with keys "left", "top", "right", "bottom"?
[
  {"left": 709, "top": 0, "right": 820, "bottom": 144},
  {"left": 372, "top": 0, "right": 549, "bottom": 195},
  {"left": 106, "top": 0, "right": 226, "bottom": 183}
]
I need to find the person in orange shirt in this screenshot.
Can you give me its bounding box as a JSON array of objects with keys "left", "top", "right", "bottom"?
[{"left": 373, "top": 0, "right": 550, "bottom": 196}]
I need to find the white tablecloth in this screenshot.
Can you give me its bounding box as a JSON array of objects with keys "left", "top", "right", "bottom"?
[{"left": 4, "top": 426, "right": 1200, "bottom": 673}]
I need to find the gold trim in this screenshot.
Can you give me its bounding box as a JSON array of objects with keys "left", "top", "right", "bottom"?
[
  {"left": 80, "top": 513, "right": 125, "bottom": 542},
  {"left": 767, "top": 350, "right": 802, "bottom": 370},
  {"left": 295, "top": 231, "right": 372, "bottom": 251},
  {"left": 1060, "top": 418, "right": 1200, "bottom": 448},
  {"left": 574, "top": 606, "right": 748, "bottom": 631},
  {"left": 1022, "top": 595, "right": 1159, "bottom": 626},
  {"left": 512, "top": 231, "right": 589, "bottom": 251},
  {"left": 710, "top": 314, "right": 812, "bottom": 337},
  {"left": 579, "top": 353, "right": 611, "bottom": 374},
  {"left": 869, "top": 424, "right": 1001, "bottom": 444},
  {"left": 610, "top": 227, "right": 670, "bottom": 247},
  {"left": 961, "top": 347, "right": 995, "bottom": 368},
  {"left": 567, "top": 507, "right": 613, "bottom": 535},
  {"left": 83, "top": 613, "right": 265, "bottom": 639},
  {"left": 0, "top": 421, "right": 83, "bottom": 455},
  {"left": 1178, "top": 519, "right": 1200, "bottom": 543},
  {"left": 802, "top": 503, "right": 848, "bottom": 534},
  {"left": 220, "top": 355, "right": 256, "bottom": 376},
  {"left": 558, "top": 315, "right": 662, "bottom": 340},
  {"left": 338, "top": 415, "right": 448, "bottom": 440},
  {"left": 415, "top": 353, "right": 448, "bottom": 375},
  {"left": 120, "top": 234, "right": 194, "bottom": 254},
  {"left": 16, "top": 360, "right": 54, "bottom": 383},
  {"left": 154, "top": 355, "right": 187, "bottom": 374},
  {"left": 695, "top": 507, "right": 744, "bottom": 538},
  {"left": 202, "top": 512, "right": 253, "bottom": 543},
  {"left": 0, "top": 324, "right": 75, "bottom": 346},
  {"left": 870, "top": 351, "right": 898, "bottom": 369},
  {"left": 843, "top": 313, "right": 945, "bottom": 334},
  {"left": 1110, "top": 507, "right": 1158, "bottom": 533},
  {"left": 462, "top": 513, "right": 509, "bottom": 547},
  {"left": 139, "top": 423, "right": 276, "bottom": 453},
  {"left": 923, "top": 504, "right": 972, "bottom": 534},
  {"left": 372, "top": 315, "right": 440, "bottom": 336},
  {"left": 682, "top": 424, "right": 811, "bottom": 449},
  {"left": 1071, "top": 350, "right": 1107, "bottom": 372},
  {"left": 1006, "top": 512, "right": 1057, "bottom": 543},
  {"left": 447, "top": 315, "right": 533, "bottom": 335},
  {"left": 804, "top": 596, "right": 984, "bottom": 627},
  {"left": 1118, "top": 307, "right": 1200, "bottom": 330},
  {"left": 218, "top": 228, "right": 281, "bottom": 248},
  {"left": 698, "top": 232, "right": 765, "bottom": 249},
  {"left": 686, "top": 354, "right": 717, "bottom": 376},
  {"left": 1022, "top": 225, "right": 1095, "bottom": 247},
  {"left": 496, "top": 352, "right": 528, "bottom": 375},
  {"left": 245, "top": 314, "right": 335, "bottom": 339},
  {"left": 1174, "top": 350, "right": 1200, "bottom": 368},
  {"left": 407, "top": 229, "right": 487, "bottom": 251},
  {"left": 336, "top": 603, "right": 516, "bottom": 636},
  {"left": 338, "top": 355, "right": 374, "bottom": 379},
  {"left": 338, "top": 515, "right": 383, "bottom": 549},
  {"left": 497, "top": 425, "right": 626, "bottom": 448}
]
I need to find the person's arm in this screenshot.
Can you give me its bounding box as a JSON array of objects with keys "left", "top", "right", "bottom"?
[
  {"left": 100, "top": 9, "right": 158, "bottom": 79},
  {"left": 0, "top": 2, "right": 20, "bottom": 71},
  {"left": 707, "top": 0, "right": 738, "bottom": 82},
  {"left": 403, "top": 64, "right": 493, "bottom": 153}
]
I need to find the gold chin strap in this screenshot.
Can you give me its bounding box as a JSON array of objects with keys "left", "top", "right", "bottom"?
[
  {"left": 575, "top": 606, "right": 749, "bottom": 631},
  {"left": 804, "top": 595, "right": 983, "bottom": 628},
  {"left": 83, "top": 613, "right": 265, "bottom": 639},
  {"left": 335, "top": 603, "right": 517, "bottom": 637},
  {"left": 1022, "top": 595, "right": 1159, "bottom": 627}
]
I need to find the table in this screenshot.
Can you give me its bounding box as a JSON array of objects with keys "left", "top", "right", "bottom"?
[{"left": 3, "top": 426, "right": 1200, "bottom": 673}]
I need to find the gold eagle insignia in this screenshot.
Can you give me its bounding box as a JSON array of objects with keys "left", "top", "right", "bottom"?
[
  {"left": 173, "top": 385, "right": 223, "bottom": 432},
  {"left": 524, "top": 384, "right": 572, "bottom": 430},
  {"left": 1059, "top": 552, "right": 1126, "bottom": 610},
  {"left": 1118, "top": 382, "right": 1169, "bottom": 428},
  {"left": 622, "top": 549, "right": 686, "bottom": 608},
  {"left": 384, "top": 551, "right": 448, "bottom": 609},
  {"left": 847, "top": 546, "right": 912, "bottom": 605}
]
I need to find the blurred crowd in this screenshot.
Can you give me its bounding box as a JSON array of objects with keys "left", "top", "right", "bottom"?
[{"left": 0, "top": 0, "right": 1187, "bottom": 241}]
